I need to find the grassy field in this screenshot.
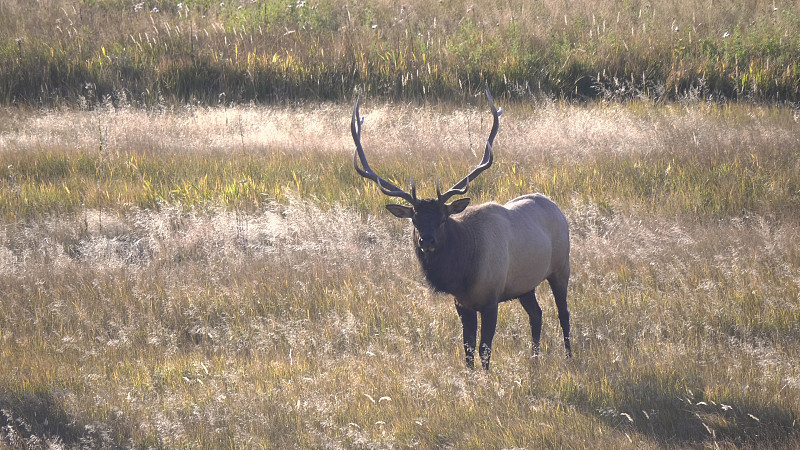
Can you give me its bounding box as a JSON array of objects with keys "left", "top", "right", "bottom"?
[
  {"left": 1, "top": 99, "right": 799, "bottom": 448},
  {"left": 2, "top": 0, "right": 799, "bottom": 447},
  {"left": 2, "top": 0, "right": 800, "bottom": 104}
]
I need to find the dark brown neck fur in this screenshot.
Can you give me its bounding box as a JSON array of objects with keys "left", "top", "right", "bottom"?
[{"left": 414, "top": 218, "right": 476, "bottom": 297}]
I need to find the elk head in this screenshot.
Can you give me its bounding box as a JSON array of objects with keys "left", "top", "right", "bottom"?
[{"left": 352, "top": 88, "right": 502, "bottom": 253}]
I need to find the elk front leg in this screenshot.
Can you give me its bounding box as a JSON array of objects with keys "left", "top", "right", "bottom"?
[
  {"left": 478, "top": 303, "right": 498, "bottom": 370},
  {"left": 519, "top": 291, "right": 543, "bottom": 357},
  {"left": 455, "top": 303, "right": 477, "bottom": 369}
]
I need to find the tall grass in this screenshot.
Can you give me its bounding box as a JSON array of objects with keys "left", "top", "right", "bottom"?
[
  {"left": 1, "top": 100, "right": 798, "bottom": 221},
  {"left": 1, "top": 0, "right": 799, "bottom": 105},
  {"left": 1, "top": 101, "right": 799, "bottom": 447}
]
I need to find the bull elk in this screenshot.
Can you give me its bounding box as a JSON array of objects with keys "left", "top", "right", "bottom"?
[{"left": 351, "top": 89, "right": 571, "bottom": 369}]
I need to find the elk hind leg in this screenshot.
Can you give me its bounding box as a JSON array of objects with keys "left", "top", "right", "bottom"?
[
  {"left": 548, "top": 274, "right": 572, "bottom": 357},
  {"left": 455, "top": 303, "right": 478, "bottom": 369},
  {"left": 519, "top": 291, "right": 543, "bottom": 357}
]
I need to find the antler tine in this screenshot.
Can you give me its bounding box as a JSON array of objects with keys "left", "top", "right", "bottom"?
[
  {"left": 352, "top": 94, "right": 418, "bottom": 205},
  {"left": 438, "top": 87, "right": 502, "bottom": 204}
]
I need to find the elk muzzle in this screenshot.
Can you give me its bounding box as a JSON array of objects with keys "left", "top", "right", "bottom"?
[{"left": 417, "top": 234, "right": 437, "bottom": 253}]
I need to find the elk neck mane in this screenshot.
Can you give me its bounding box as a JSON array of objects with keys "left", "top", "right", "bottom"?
[{"left": 414, "top": 215, "right": 477, "bottom": 297}]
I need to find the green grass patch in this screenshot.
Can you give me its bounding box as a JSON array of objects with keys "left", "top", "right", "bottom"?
[{"left": 2, "top": 141, "right": 798, "bottom": 221}]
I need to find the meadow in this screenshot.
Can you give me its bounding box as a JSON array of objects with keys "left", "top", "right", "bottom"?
[
  {"left": 1, "top": 99, "right": 799, "bottom": 448},
  {"left": 1, "top": 0, "right": 800, "bottom": 447}
]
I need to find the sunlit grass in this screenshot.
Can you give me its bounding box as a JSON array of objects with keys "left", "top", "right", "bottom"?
[
  {"left": 1, "top": 102, "right": 798, "bottom": 221},
  {"left": 1, "top": 102, "right": 799, "bottom": 447}
]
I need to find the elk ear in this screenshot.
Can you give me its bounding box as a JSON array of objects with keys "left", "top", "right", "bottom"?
[
  {"left": 446, "top": 197, "right": 471, "bottom": 215},
  {"left": 385, "top": 204, "right": 414, "bottom": 219}
]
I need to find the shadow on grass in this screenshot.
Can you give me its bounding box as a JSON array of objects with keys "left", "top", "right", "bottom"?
[
  {"left": 568, "top": 374, "right": 799, "bottom": 447},
  {"left": 0, "top": 386, "right": 126, "bottom": 448}
]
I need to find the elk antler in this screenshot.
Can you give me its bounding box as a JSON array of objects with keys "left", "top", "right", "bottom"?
[
  {"left": 352, "top": 94, "right": 418, "bottom": 205},
  {"left": 437, "top": 87, "right": 502, "bottom": 204}
]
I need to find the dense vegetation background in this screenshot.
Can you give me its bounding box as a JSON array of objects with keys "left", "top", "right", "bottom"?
[{"left": 2, "top": 0, "right": 800, "bottom": 106}]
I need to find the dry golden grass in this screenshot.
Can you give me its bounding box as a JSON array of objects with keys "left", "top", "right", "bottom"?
[{"left": 1, "top": 101, "right": 799, "bottom": 448}]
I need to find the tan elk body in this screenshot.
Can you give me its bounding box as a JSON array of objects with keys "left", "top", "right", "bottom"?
[{"left": 352, "top": 89, "right": 571, "bottom": 369}]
